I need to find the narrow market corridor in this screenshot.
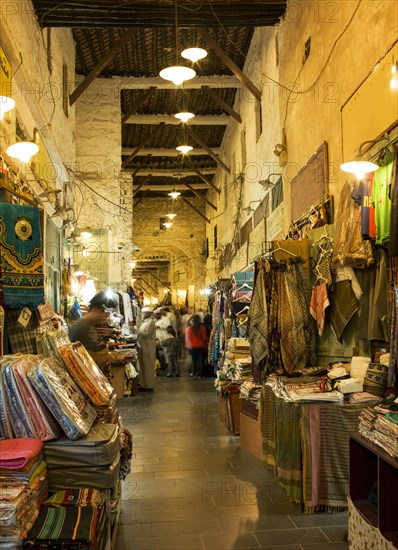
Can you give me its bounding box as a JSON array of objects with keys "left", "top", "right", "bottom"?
[{"left": 116, "top": 372, "right": 349, "bottom": 550}]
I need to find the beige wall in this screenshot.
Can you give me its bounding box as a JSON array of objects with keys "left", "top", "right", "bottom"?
[{"left": 206, "top": 0, "right": 398, "bottom": 282}]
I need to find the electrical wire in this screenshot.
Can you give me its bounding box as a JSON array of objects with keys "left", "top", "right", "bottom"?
[
  {"left": 66, "top": 166, "right": 134, "bottom": 215},
  {"left": 206, "top": 0, "right": 248, "bottom": 60}
]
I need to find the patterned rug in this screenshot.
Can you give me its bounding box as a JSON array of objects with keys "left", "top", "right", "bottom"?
[{"left": 0, "top": 203, "right": 44, "bottom": 309}]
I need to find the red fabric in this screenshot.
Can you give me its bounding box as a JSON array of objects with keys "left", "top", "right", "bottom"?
[
  {"left": 0, "top": 438, "right": 43, "bottom": 469},
  {"left": 185, "top": 325, "right": 208, "bottom": 349},
  {"left": 369, "top": 173, "right": 376, "bottom": 240}
]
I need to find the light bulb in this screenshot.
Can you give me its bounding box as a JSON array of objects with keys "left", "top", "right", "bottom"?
[
  {"left": 165, "top": 213, "right": 177, "bottom": 219},
  {"left": 130, "top": 261, "right": 136, "bottom": 268},
  {"left": 390, "top": 64, "right": 398, "bottom": 90},
  {"left": 82, "top": 248, "right": 89, "bottom": 258},
  {"left": 168, "top": 191, "right": 181, "bottom": 199},
  {"left": 181, "top": 48, "right": 208, "bottom": 63},
  {"left": 176, "top": 145, "right": 193, "bottom": 154},
  {"left": 80, "top": 230, "right": 93, "bottom": 239},
  {"left": 6, "top": 141, "right": 39, "bottom": 163},
  {"left": 163, "top": 221, "right": 173, "bottom": 229},
  {"left": 159, "top": 66, "right": 196, "bottom": 86},
  {"left": 340, "top": 160, "right": 379, "bottom": 176},
  {"left": 0, "top": 96, "right": 15, "bottom": 120},
  {"left": 174, "top": 112, "right": 195, "bottom": 123}
]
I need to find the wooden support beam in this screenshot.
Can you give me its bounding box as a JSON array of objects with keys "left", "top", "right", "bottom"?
[
  {"left": 131, "top": 154, "right": 152, "bottom": 180},
  {"left": 182, "top": 198, "right": 210, "bottom": 224},
  {"left": 184, "top": 183, "right": 217, "bottom": 211},
  {"left": 132, "top": 184, "right": 144, "bottom": 198},
  {"left": 133, "top": 196, "right": 144, "bottom": 208},
  {"left": 116, "top": 75, "right": 240, "bottom": 89},
  {"left": 185, "top": 158, "right": 221, "bottom": 194},
  {"left": 70, "top": 29, "right": 135, "bottom": 105},
  {"left": 133, "top": 183, "right": 209, "bottom": 191},
  {"left": 123, "top": 147, "right": 221, "bottom": 156},
  {"left": 122, "top": 123, "right": 165, "bottom": 168},
  {"left": 125, "top": 167, "right": 216, "bottom": 177},
  {"left": 202, "top": 86, "right": 242, "bottom": 123},
  {"left": 123, "top": 114, "right": 229, "bottom": 125},
  {"left": 121, "top": 87, "right": 157, "bottom": 124},
  {"left": 198, "top": 28, "right": 262, "bottom": 102},
  {"left": 184, "top": 126, "right": 230, "bottom": 174}
]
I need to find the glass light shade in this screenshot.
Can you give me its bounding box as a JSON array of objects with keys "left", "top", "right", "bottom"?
[
  {"left": 340, "top": 159, "right": 379, "bottom": 179},
  {"left": 80, "top": 230, "right": 93, "bottom": 239},
  {"left": 163, "top": 221, "right": 173, "bottom": 229},
  {"left": 174, "top": 112, "right": 195, "bottom": 123},
  {"left": 159, "top": 66, "right": 196, "bottom": 86},
  {"left": 176, "top": 145, "right": 193, "bottom": 154},
  {"left": 82, "top": 248, "right": 89, "bottom": 258},
  {"left": 181, "top": 47, "right": 207, "bottom": 62},
  {"left": 390, "top": 64, "right": 398, "bottom": 90},
  {"left": 81, "top": 278, "right": 97, "bottom": 303},
  {"left": 6, "top": 141, "right": 39, "bottom": 163},
  {"left": 165, "top": 213, "right": 177, "bottom": 219},
  {"left": 130, "top": 261, "right": 136, "bottom": 268},
  {"left": 168, "top": 191, "right": 181, "bottom": 199},
  {"left": 0, "top": 96, "right": 15, "bottom": 120}
]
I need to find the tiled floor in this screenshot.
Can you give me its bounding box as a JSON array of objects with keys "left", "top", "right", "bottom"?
[{"left": 116, "top": 369, "right": 349, "bottom": 550}]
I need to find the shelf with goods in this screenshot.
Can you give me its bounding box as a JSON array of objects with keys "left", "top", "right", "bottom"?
[
  {"left": 349, "top": 432, "right": 398, "bottom": 549},
  {"left": 0, "top": 326, "right": 133, "bottom": 549}
]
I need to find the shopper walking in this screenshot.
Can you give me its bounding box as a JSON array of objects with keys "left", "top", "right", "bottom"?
[
  {"left": 137, "top": 307, "right": 156, "bottom": 391},
  {"left": 164, "top": 326, "right": 180, "bottom": 377},
  {"left": 185, "top": 314, "right": 208, "bottom": 378}
]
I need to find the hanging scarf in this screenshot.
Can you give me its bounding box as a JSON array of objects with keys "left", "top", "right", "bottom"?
[
  {"left": 0, "top": 204, "right": 44, "bottom": 309},
  {"left": 248, "top": 266, "right": 268, "bottom": 365}
]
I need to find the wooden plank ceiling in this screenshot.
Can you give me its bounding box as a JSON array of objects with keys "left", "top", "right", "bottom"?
[{"left": 32, "top": 1, "right": 287, "bottom": 200}]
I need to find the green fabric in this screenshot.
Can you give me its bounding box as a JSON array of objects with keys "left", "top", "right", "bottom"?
[{"left": 372, "top": 150, "right": 394, "bottom": 245}]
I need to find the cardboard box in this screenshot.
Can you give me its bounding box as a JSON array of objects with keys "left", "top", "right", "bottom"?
[
  {"left": 240, "top": 413, "right": 263, "bottom": 460},
  {"left": 111, "top": 365, "right": 125, "bottom": 399}
]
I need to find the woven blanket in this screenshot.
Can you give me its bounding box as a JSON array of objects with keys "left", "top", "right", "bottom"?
[
  {"left": 44, "top": 489, "right": 105, "bottom": 509},
  {"left": 261, "top": 385, "right": 276, "bottom": 471},
  {"left": 0, "top": 203, "right": 44, "bottom": 309},
  {"left": 24, "top": 506, "right": 99, "bottom": 547},
  {"left": 300, "top": 402, "right": 365, "bottom": 512},
  {"left": 0, "top": 438, "right": 43, "bottom": 470},
  {"left": 248, "top": 267, "right": 269, "bottom": 365}
]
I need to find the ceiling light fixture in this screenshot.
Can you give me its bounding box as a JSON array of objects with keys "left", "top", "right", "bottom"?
[
  {"left": 165, "top": 213, "right": 177, "bottom": 219},
  {"left": 159, "top": 1, "right": 196, "bottom": 86},
  {"left": 176, "top": 145, "right": 193, "bottom": 154},
  {"left": 168, "top": 190, "right": 181, "bottom": 199},
  {"left": 340, "top": 135, "right": 388, "bottom": 179},
  {"left": 6, "top": 140, "right": 39, "bottom": 163},
  {"left": 390, "top": 62, "right": 398, "bottom": 90},
  {"left": 79, "top": 229, "right": 93, "bottom": 239},
  {"left": 174, "top": 112, "right": 195, "bottom": 123},
  {"left": 0, "top": 96, "right": 15, "bottom": 120},
  {"left": 163, "top": 221, "right": 173, "bottom": 229},
  {"left": 181, "top": 47, "right": 207, "bottom": 63}
]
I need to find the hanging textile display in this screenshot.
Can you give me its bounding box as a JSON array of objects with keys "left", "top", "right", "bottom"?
[
  {"left": 249, "top": 258, "right": 317, "bottom": 377},
  {"left": 0, "top": 204, "right": 44, "bottom": 309}
]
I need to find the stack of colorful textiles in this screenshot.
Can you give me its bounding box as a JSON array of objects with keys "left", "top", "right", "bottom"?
[
  {"left": 59, "top": 342, "right": 115, "bottom": 406},
  {"left": 0, "top": 356, "right": 61, "bottom": 441},
  {"left": 27, "top": 356, "right": 96, "bottom": 440},
  {"left": 359, "top": 399, "right": 398, "bottom": 458},
  {"left": 239, "top": 380, "right": 262, "bottom": 408},
  {"left": 0, "top": 439, "right": 48, "bottom": 548},
  {"left": 24, "top": 489, "right": 108, "bottom": 549}
]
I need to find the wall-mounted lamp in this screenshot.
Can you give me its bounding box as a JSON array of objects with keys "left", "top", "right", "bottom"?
[
  {"left": 390, "top": 62, "right": 398, "bottom": 90},
  {"left": 6, "top": 139, "right": 39, "bottom": 163},
  {"left": 340, "top": 135, "right": 389, "bottom": 179},
  {"left": 0, "top": 96, "right": 15, "bottom": 120},
  {"left": 273, "top": 143, "right": 286, "bottom": 157},
  {"left": 259, "top": 173, "right": 281, "bottom": 191},
  {"left": 39, "top": 189, "right": 62, "bottom": 203},
  {"left": 244, "top": 200, "right": 261, "bottom": 215}
]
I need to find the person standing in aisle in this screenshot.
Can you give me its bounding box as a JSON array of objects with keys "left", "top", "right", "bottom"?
[
  {"left": 185, "top": 314, "right": 208, "bottom": 378},
  {"left": 137, "top": 307, "right": 156, "bottom": 391},
  {"left": 164, "top": 326, "right": 180, "bottom": 377}
]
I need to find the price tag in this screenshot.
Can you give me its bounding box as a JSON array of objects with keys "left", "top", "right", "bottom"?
[{"left": 18, "top": 307, "right": 32, "bottom": 327}]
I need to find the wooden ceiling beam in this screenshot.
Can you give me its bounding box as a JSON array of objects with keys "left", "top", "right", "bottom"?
[
  {"left": 123, "top": 147, "right": 220, "bottom": 157},
  {"left": 124, "top": 168, "right": 216, "bottom": 176},
  {"left": 69, "top": 29, "right": 135, "bottom": 105},
  {"left": 184, "top": 183, "right": 217, "bottom": 211},
  {"left": 121, "top": 86, "right": 157, "bottom": 124},
  {"left": 202, "top": 86, "right": 242, "bottom": 123},
  {"left": 124, "top": 114, "right": 230, "bottom": 126},
  {"left": 122, "top": 123, "right": 165, "bottom": 168},
  {"left": 133, "top": 183, "right": 210, "bottom": 191},
  {"left": 198, "top": 28, "right": 262, "bottom": 102},
  {"left": 115, "top": 76, "right": 240, "bottom": 90},
  {"left": 185, "top": 125, "right": 230, "bottom": 174},
  {"left": 181, "top": 198, "right": 210, "bottom": 224},
  {"left": 185, "top": 158, "right": 221, "bottom": 194}
]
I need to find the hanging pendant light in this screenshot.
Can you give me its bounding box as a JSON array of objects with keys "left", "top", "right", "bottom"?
[
  {"left": 165, "top": 213, "right": 177, "bottom": 219},
  {"left": 0, "top": 96, "right": 15, "bottom": 120},
  {"left": 163, "top": 221, "right": 173, "bottom": 229},
  {"left": 340, "top": 157, "right": 380, "bottom": 179},
  {"left": 181, "top": 47, "right": 207, "bottom": 63},
  {"left": 176, "top": 145, "right": 193, "bottom": 154},
  {"left": 168, "top": 190, "right": 181, "bottom": 199},
  {"left": 159, "top": 0, "right": 196, "bottom": 86},
  {"left": 6, "top": 140, "right": 39, "bottom": 163},
  {"left": 174, "top": 112, "right": 195, "bottom": 123}
]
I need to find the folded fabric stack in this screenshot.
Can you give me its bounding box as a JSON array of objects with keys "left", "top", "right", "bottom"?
[
  {"left": 27, "top": 356, "right": 96, "bottom": 440},
  {"left": 0, "top": 439, "right": 48, "bottom": 549},
  {"left": 43, "top": 423, "right": 120, "bottom": 492},
  {"left": 239, "top": 380, "right": 262, "bottom": 408},
  {"left": 0, "top": 356, "right": 61, "bottom": 441},
  {"left": 36, "top": 329, "right": 70, "bottom": 360},
  {"left": 24, "top": 489, "right": 108, "bottom": 550},
  {"left": 224, "top": 337, "right": 251, "bottom": 361},
  {"left": 359, "top": 399, "right": 398, "bottom": 458}
]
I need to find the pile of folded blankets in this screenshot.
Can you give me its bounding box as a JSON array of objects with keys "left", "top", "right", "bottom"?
[
  {"left": 0, "top": 439, "right": 48, "bottom": 549},
  {"left": 358, "top": 397, "right": 398, "bottom": 458}
]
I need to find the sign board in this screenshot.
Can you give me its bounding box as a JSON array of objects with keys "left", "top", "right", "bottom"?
[
  {"left": 31, "top": 130, "right": 61, "bottom": 191},
  {"left": 0, "top": 45, "right": 12, "bottom": 97},
  {"left": 173, "top": 271, "right": 180, "bottom": 283},
  {"left": 267, "top": 203, "right": 285, "bottom": 241},
  {"left": 341, "top": 43, "right": 398, "bottom": 163},
  {"left": 290, "top": 143, "right": 328, "bottom": 221}
]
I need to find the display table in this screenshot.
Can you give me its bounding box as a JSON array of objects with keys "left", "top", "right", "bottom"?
[{"left": 261, "top": 383, "right": 366, "bottom": 512}]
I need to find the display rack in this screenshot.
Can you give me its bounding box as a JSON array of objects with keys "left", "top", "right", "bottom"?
[{"left": 349, "top": 432, "right": 398, "bottom": 547}]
